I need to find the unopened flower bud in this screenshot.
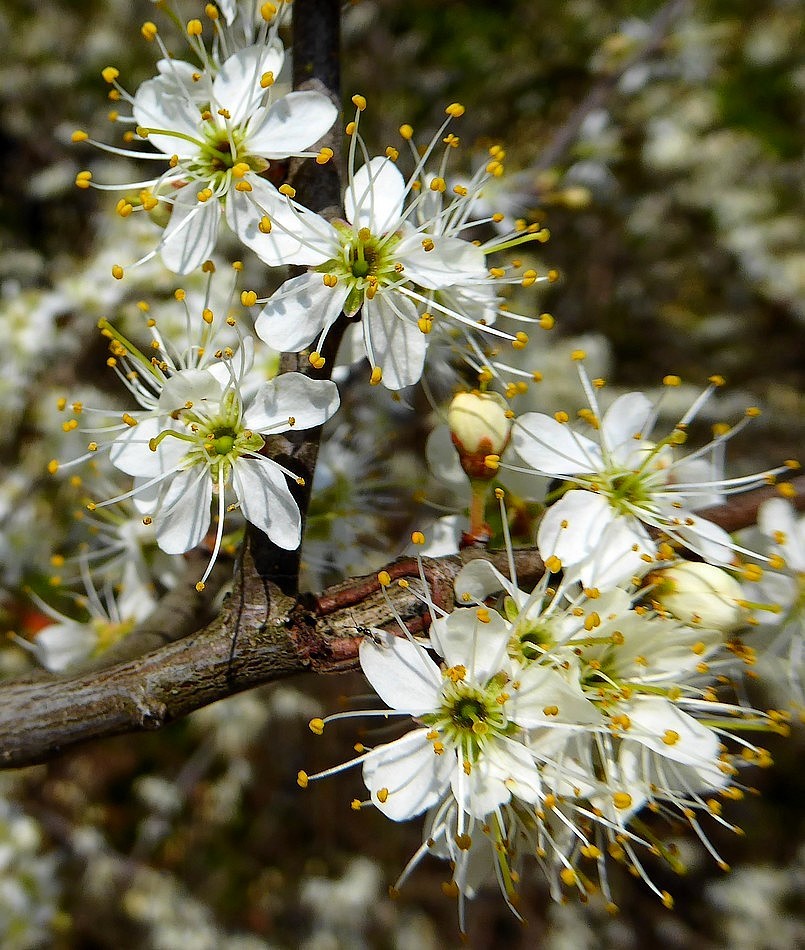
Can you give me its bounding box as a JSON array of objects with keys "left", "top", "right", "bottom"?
[
  {"left": 448, "top": 391, "right": 512, "bottom": 480},
  {"left": 651, "top": 562, "right": 744, "bottom": 632}
]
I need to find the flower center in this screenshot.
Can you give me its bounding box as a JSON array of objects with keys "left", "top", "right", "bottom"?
[
  {"left": 422, "top": 669, "right": 516, "bottom": 761},
  {"left": 319, "top": 224, "right": 403, "bottom": 316}
]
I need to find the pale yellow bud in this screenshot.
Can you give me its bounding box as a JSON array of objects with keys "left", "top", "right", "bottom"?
[
  {"left": 652, "top": 562, "right": 744, "bottom": 632},
  {"left": 447, "top": 391, "right": 512, "bottom": 480}
]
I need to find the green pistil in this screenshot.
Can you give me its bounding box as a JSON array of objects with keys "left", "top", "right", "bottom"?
[{"left": 211, "top": 428, "right": 237, "bottom": 455}]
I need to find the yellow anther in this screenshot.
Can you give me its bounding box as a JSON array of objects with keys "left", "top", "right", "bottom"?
[
  {"left": 231, "top": 162, "right": 251, "bottom": 179},
  {"left": 489, "top": 267, "right": 505, "bottom": 278},
  {"left": 234, "top": 180, "right": 252, "bottom": 192},
  {"left": 308, "top": 351, "right": 326, "bottom": 370},
  {"left": 378, "top": 571, "right": 392, "bottom": 587},
  {"left": 195, "top": 581, "right": 206, "bottom": 592},
  {"left": 476, "top": 607, "right": 491, "bottom": 624},
  {"left": 240, "top": 291, "right": 258, "bottom": 307},
  {"left": 279, "top": 183, "right": 296, "bottom": 198},
  {"left": 141, "top": 21, "right": 158, "bottom": 41},
  {"left": 47, "top": 459, "right": 59, "bottom": 475},
  {"left": 376, "top": 787, "right": 389, "bottom": 803},
  {"left": 417, "top": 313, "right": 433, "bottom": 334},
  {"left": 429, "top": 177, "right": 446, "bottom": 193},
  {"left": 545, "top": 555, "right": 563, "bottom": 574},
  {"left": 411, "top": 531, "right": 426, "bottom": 545},
  {"left": 445, "top": 102, "right": 465, "bottom": 117},
  {"left": 662, "top": 730, "right": 680, "bottom": 746},
  {"left": 571, "top": 349, "right": 586, "bottom": 362},
  {"left": 322, "top": 274, "right": 338, "bottom": 288},
  {"left": 71, "top": 130, "right": 88, "bottom": 143},
  {"left": 205, "top": 3, "right": 219, "bottom": 20},
  {"left": 613, "top": 792, "right": 632, "bottom": 810},
  {"left": 778, "top": 482, "right": 796, "bottom": 499},
  {"left": 484, "top": 454, "right": 500, "bottom": 471},
  {"left": 75, "top": 170, "right": 92, "bottom": 189},
  {"left": 101, "top": 66, "right": 119, "bottom": 83},
  {"left": 316, "top": 147, "right": 334, "bottom": 165},
  {"left": 512, "top": 331, "right": 528, "bottom": 350},
  {"left": 187, "top": 18, "right": 203, "bottom": 36},
  {"left": 261, "top": 2, "right": 278, "bottom": 20},
  {"left": 115, "top": 199, "right": 133, "bottom": 218},
  {"left": 309, "top": 718, "right": 325, "bottom": 735},
  {"left": 258, "top": 215, "right": 272, "bottom": 234},
  {"left": 197, "top": 187, "right": 213, "bottom": 202},
  {"left": 521, "top": 269, "right": 537, "bottom": 287},
  {"left": 543, "top": 705, "right": 559, "bottom": 716},
  {"left": 663, "top": 374, "right": 681, "bottom": 387},
  {"left": 122, "top": 413, "right": 138, "bottom": 427},
  {"left": 202, "top": 308, "right": 214, "bottom": 324},
  {"left": 370, "top": 366, "right": 383, "bottom": 386},
  {"left": 421, "top": 238, "right": 435, "bottom": 252},
  {"left": 560, "top": 868, "right": 577, "bottom": 886},
  {"left": 297, "top": 770, "right": 309, "bottom": 788},
  {"left": 745, "top": 406, "right": 762, "bottom": 417},
  {"left": 385, "top": 146, "right": 399, "bottom": 161},
  {"left": 111, "top": 264, "right": 124, "bottom": 280},
  {"left": 399, "top": 123, "right": 413, "bottom": 140},
  {"left": 554, "top": 411, "right": 569, "bottom": 423}
]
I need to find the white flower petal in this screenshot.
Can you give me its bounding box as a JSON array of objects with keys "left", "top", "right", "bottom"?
[
  {"left": 400, "top": 235, "right": 486, "bottom": 289},
  {"left": 225, "top": 176, "right": 332, "bottom": 266},
  {"left": 363, "top": 729, "right": 452, "bottom": 821},
  {"left": 155, "top": 468, "right": 212, "bottom": 554},
  {"left": 242, "top": 373, "right": 340, "bottom": 433},
  {"left": 158, "top": 369, "right": 223, "bottom": 414},
  {"left": 425, "top": 425, "right": 468, "bottom": 492},
  {"left": 232, "top": 458, "right": 301, "bottom": 549},
  {"left": 132, "top": 80, "right": 200, "bottom": 157},
  {"left": 623, "top": 696, "right": 724, "bottom": 785},
  {"left": 255, "top": 272, "right": 349, "bottom": 352},
  {"left": 454, "top": 559, "right": 518, "bottom": 605},
  {"left": 575, "top": 516, "right": 655, "bottom": 589},
  {"left": 110, "top": 418, "right": 186, "bottom": 478},
  {"left": 512, "top": 413, "right": 602, "bottom": 476},
  {"left": 508, "top": 666, "right": 601, "bottom": 728},
  {"left": 671, "top": 512, "right": 734, "bottom": 565},
  {"left": 600, "top": 392, "right": 653, "bottom": 463},
  {"left": 362, "top": 293, "right": 427, "bottom": 390},
  {"left": 345, "top": 157, "right": 405, "bottom": 234},
  {"left": 33, "top": 622, "right": 98, "bottom": 673},
  {"left": 248, "top": 91, "right": 337, "bottom": 157},
  {"left": 760, "top": 498, "right": 805, "bottom": 570},
  {"left": 359, "top": 631, "right": 442, "bottom": 713},
  {"left": 160, "top": 187, "right": 222, "bottom": 275},
  {"left": 213, "top": 42, "right": 285, "bottom": 125},
  {"left": 429, "top": 609, "right": 510, "bottom": 684},
  {"left": 536, "top": 490, "right": 612, "bottom": 569},
  {"left": 452, "top": 738, "right": 541, "bottom": 818}
]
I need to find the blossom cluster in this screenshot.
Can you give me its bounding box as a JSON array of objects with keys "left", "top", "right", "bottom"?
[
  {"left": 303, "top": 498, "right": 795, "bottom": 930},
  {"left": 13, "top": 0, "right": 801, "bottom": 933}
]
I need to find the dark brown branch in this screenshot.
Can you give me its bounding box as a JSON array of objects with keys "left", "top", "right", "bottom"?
[
  {"left": 248, "top": 0, "right": 346, "bottom": 594},
  {"left": 0, "top": 547, "right": 544, "bottom": 770},
  {"left": 2, "top": 477, "right": 802, "bottom": 771}
]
